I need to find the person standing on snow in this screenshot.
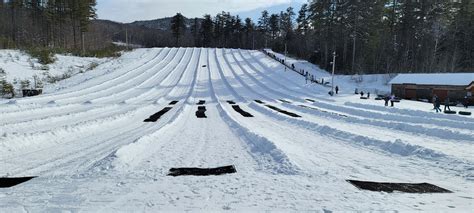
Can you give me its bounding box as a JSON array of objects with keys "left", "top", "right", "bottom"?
[
  {"left": 335, "top": 86, "right": 339, "bottom": 94},
  {"left": 367, "top": 92, "right": 370, "bottom": 99},
  {"left": 384, "top": 95, "right": 389, "bottom": 106}
]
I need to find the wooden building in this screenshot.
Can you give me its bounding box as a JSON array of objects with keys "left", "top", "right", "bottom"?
[{"left": 389, "top": 73, "right": 474, "bottom": 104}]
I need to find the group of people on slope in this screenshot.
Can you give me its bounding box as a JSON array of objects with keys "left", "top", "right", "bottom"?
[{"left": 432, "top": 95, "right": 470, "bottom": 113}]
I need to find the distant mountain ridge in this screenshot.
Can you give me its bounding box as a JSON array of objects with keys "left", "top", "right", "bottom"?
[{"left": 130, "top": 17, "right": 203, "bottom": 30}]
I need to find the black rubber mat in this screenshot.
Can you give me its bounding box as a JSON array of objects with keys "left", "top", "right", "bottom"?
[
  {"left": 347, "top": 180, "right": 452, "bottom": 193},
  {"left": 196, "top": 106, "right": 207, "bottom": 118},
  {"left": 197, "top": 100, "right": 206, "bottom": 105},
  {"left": 254, "top": 100, "right": 264, "bottom": 104},
  {"left": 144, "top": 107, "right": 173, "bottom": 122},
  {"left": 169, "top": 101, "right": 179, "bottom": 105},
  {"left": 227, "top": 100, "right": 236, "bottom": 104},
  {"left": 279, "top": 99, "right": 292, "bottom": 103},
  {"left": 0, "top": 177, "right": 37, "bottom": 188},
  {"left": 232, "top": 105, "right": 254, "bottom": 117},
  {"left": 168, "top": 165, "right": 236, "bottom": 176},
  {"left": 265, "top": 105, "right": 301, "bottom": 117}
]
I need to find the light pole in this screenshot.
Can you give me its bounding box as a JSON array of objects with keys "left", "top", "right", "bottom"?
[{"left": 331, "top": 51, "right": 336, "bottom": 96}]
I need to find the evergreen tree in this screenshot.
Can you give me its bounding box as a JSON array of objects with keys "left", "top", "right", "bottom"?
[
  {"left": 171, "top": 13, "right": 186, "bottom": 46},
  {"left": 200, "top": 14, "right": 213, "bottom": 47}
]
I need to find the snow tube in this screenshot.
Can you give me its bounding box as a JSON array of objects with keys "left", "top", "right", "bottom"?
[
  {"left": 444, "top": 110, "right": 457, "bottom": 114},
  {"left": 459, "top": 111, "right": 472, "bottom": 116}
]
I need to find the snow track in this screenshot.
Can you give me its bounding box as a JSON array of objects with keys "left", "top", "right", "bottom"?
[{"left": 1, "top": 48, "right": 472, "bottom": 212}]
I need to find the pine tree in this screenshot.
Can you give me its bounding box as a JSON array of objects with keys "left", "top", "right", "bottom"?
[
  {"left": 258, "top": 10, "right": 270, "bottom": 47},
  {"left": 200, "top": 14, "right": 213, "bottom": 47},
  {"left": 171, "top": 13, "right": 186, "bottom": 46}
]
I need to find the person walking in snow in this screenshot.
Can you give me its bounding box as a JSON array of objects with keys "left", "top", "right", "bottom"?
[
  {"left": 434, "top": 98, "right": 442, "bottom": 113},
  {"left": 463, "top": 96, "right": 469, "bottom": 108},
  {"left": 367, "top": 92, "right": 370, "bottom": 99},
  {"left": 432, "top": 95, "right": 438, "bottom": 110},
  {"left": 384, "top": 96, "right": 389, "bottom": 106},
  {"left": 444, "top": 97, "right": 451, "bottom": 112},
  {"left": 335, "top": 86, "right": 339, "bottom": 94},
  {"left": 360, "top": 91, "right": 364, "bottom": 97},
  {"left": 390, "top": 94, "right": 396, "bottom": 107}
]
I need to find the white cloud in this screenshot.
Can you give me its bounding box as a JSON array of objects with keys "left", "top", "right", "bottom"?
[{"left": 97, "top": 0, "right": 306, "bottom": 23}]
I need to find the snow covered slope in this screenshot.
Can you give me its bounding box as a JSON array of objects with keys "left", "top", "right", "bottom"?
[
  {"left": 0, "top": 50, "right": 109, "bottom": 94},
  {"left": 0, "top": 48, "right": 473, "bottom": 212}
]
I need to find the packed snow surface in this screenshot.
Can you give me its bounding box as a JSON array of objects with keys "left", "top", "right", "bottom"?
[{"left": 1, "top": 48, "right": 473, "bottom": 211}]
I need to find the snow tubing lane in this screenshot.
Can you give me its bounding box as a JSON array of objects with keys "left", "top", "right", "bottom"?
[
  {"left": 169, "top": 101, "right": 179, "bottom": 105},
  {"left": 231, "top": 105, "right": 254, "bottom": 117},
  {"left": 0, "top": 177, "right": 37, "bottom": 188},
  {"left": 197, "top": 100, "right": 206, "bottom": 105},
  {"left": 196, "top": 106, "right": 207, "bottom": 118},
  {"left": 168, "top": 165, "right": 236, "bottom": 176},
  {"left": 298, "top": 105, "right": 348, "bottom": 118},
  {"left": 265, "top": 105, "right": 301, "bottom": 118},
  {"left": 144, "top": 107, "right": 173, "bottom": 122},
  {"left": 347, "top": 180, "right": 452, "bottom": 193}
]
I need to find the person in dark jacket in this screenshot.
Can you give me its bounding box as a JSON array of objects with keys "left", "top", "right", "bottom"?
[
  {"left": 435, "top": 98, "right": 442, "bottom": 113},
  {"left": 444, "top": 97, "right": 451, "bottom": 111},
  {"left": 335, "top": 86, "right": 339, "bottom": 94},
  {"left": 464, "top": 96, "right": 469, "bottom": 108},
  {"left": 432, "top": 95, "right": 438, "bottom": 110},
  {"left": 384, "top": 96, "right": 389, "bottom": 106},
  {"left": 360, "top": 91, "right": 364, "bottom": 97},
  {"left": 367, "top": 92, "right": 370, "bottom": 98}
]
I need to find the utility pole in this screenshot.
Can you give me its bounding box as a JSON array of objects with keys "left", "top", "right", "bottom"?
[
  {"left": 284, "top": 43, "right": 287, "bottom": 72},
  {"left": 331, "top": 51, "right": 336, "bottom": 96}
]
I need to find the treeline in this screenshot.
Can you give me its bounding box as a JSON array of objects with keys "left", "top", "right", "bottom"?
[
  {"left": 1, "top": 0, "right": 472, "bottom": 74},
  {"left": 168, "top": 0, "right": 473, "bottom": 74},
  {"left": 0, "top": 0, "right": 114, "bottom": 54}
]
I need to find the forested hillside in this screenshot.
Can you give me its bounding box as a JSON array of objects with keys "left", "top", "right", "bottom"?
[{"left": 1, "top": 0, "right": 472, "bottom": 74}]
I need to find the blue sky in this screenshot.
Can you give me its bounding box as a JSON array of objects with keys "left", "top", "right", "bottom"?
[{"left": 96, "top": 0, "right": 306, "bottom": 23}]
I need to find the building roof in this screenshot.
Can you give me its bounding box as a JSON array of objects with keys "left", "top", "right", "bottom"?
[{"left": 389, "top": 73, "right": 474, "bottom": 86}]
